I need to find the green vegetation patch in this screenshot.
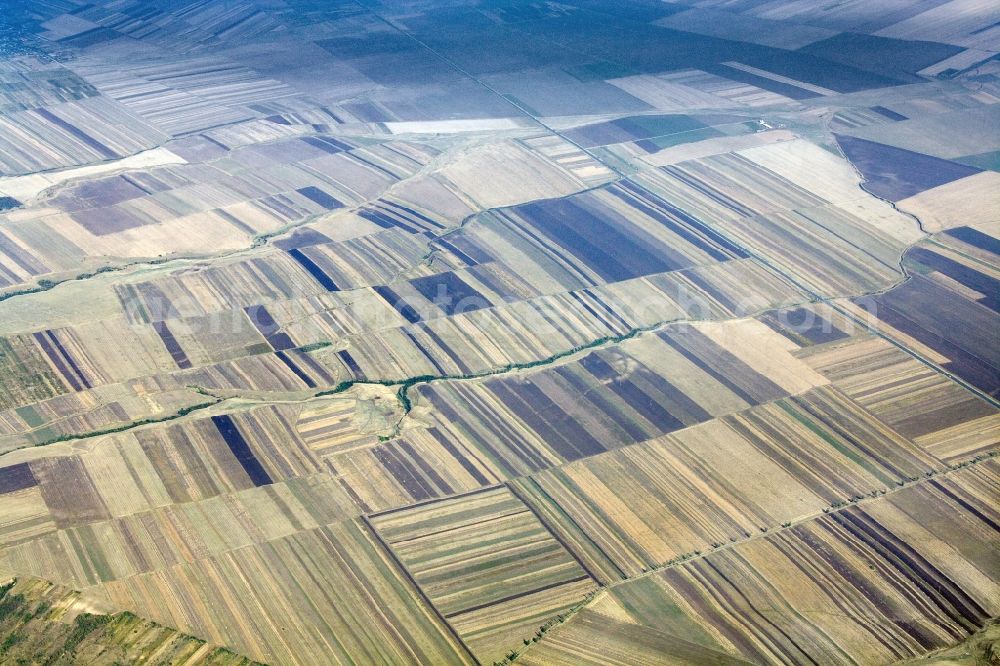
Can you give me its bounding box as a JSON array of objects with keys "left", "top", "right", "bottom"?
[
  {"left": 0, "top": 577, "right": 267, "bottom": 665},
  {"left": 956, "top": 150, "right": 1000, "bottom": 172}
]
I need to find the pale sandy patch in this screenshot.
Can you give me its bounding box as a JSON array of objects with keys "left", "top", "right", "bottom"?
[
  {"left": 641, "top": 129, "right": 795, "bottom": 166},
  {"left": 0, "top": 147, "right": 186, "bottom": 202},
  {"left": 691, "top": 318, "right": 830, "bottom": 395},
  {"left": 896, "top": 171, "right": 1000, "bottom": 232},
  {"left": 438, "top": 140, "right": 583, "bottom": 209},
  {"left": 384, "top": 118, "right": 529, "bottom": 134},
  {"left": 739, "top": 138, "right": 924, "bottom": 244}
]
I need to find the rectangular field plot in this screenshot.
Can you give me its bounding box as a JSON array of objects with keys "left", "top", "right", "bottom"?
[
  {"left": 520, "top": 461, "right": 1000, "bottom": 666},
  {"left": 850, "top": 272, "right": 1000, "bottom": 399},
  {"left": 412, "top": 319, "right": 829, "bottom": 476},
  {"left": 799, "top": 333, "right": 999, "bottom": 450},
  {"left": 0, "top": 399, "right": 353, "bottom": 529},
  {"left": 0, "top": 96, "right": 166, "bottom": 176},
  {"left": 369, "top": 485, "right": 599, "bottom": 663},
  {"left": 510, "top": 384, "right": 945, "bottom": 583},
  {"left": 0, "top": 473, "right": 359, "bottom": 587},
  {"left": 98, "top": 519, "right": 475, "bottom": 666},
  {"left": 632, "top": 138, "right": 921, "bottom": 295},
  {"left": 333, "top": 258, "right": 806, "bottom": 382},
  {"left": 482, "top": 179, "right": 750, "bottom": 289}
]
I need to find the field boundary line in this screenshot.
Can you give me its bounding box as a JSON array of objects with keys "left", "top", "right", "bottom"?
[
  {"left": 506, "top": 481, "right": 606, "bottom": 584},
  {"left": 366, "top": 483, "right": 505, "bottom": 519},
  {"left": 359, "top": 514, "right": 481, "bottom": 666},
  {"left": 507, "top": 448, "right": 1000, "bottom": 663}
]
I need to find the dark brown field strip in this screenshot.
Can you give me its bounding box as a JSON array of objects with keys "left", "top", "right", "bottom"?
[
  {"left": 443, "top": 574, "right": 593, "bottom": 619},
  {"left": 32, "top": 331, "right": 90, "bottom": 391},
  {"left": 0, "top": 462, "right": 38, "bottom": 494},
  {"left": 366, "top": 483, "right": 504, "bottom": 520},
  {"left": 511, "top": 454, "right": 1000, "bottom": 664},
  {"left": 384, "top": 508, "right": 534, "bottom": 546},
  {"left": 210, "top": 414, "right": 273, "bottom": 487},
  {"left": 928, "top": 479, "right": 1000, "bottom": 533}
]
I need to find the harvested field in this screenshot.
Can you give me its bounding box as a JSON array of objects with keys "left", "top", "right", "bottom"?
[
  {"left": 519, "top": 461, "right": 1000, "bottom": 665},
  {"left": 511, "top": 383, "right": 945, "bottom": 582},
  {"left": 370, "top": 486, "right": 599, "bottom": 663},
  {"left": 0, "top": 1, "right": 997, "bottom": 664}
]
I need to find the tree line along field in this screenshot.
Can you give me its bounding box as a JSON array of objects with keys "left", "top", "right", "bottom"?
[{"left": 0, "top": 0, "right": 998, "bottom": 664}]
